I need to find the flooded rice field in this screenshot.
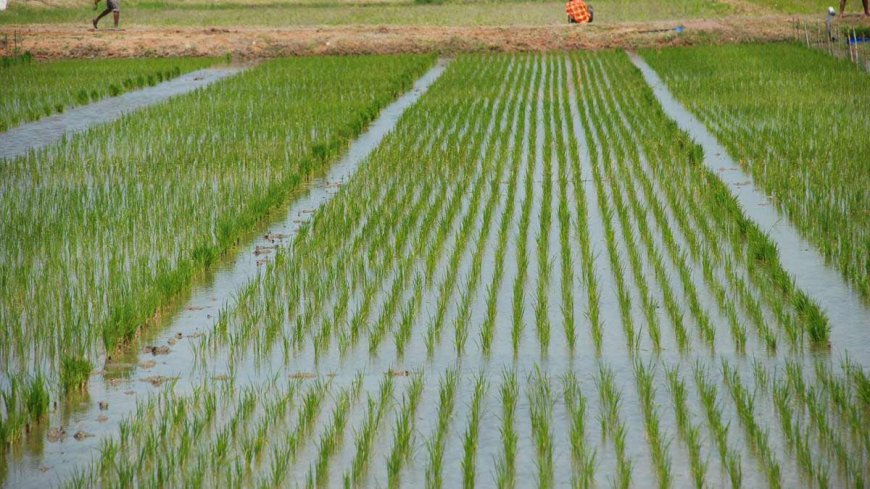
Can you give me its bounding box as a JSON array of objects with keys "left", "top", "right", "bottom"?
[
  {"left": 1, "top": 50, "right": 869, "bottom": 489},
  {"left": 0, "top": 66, "right": 244, "bottom": 161}
]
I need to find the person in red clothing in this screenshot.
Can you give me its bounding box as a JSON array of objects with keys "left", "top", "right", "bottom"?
[{"left": 566, "top": 0, "right": 593, "bottom": 23}]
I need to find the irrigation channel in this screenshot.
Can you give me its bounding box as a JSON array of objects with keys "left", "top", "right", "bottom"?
[
  {"left": 0, "top": 66, "right": 244, "bottom": 161},
  {"left": 1, "top": 59, "right": 449, "bottom": 488},
  {"left": 629, "top": 52, "right": 870, "bottom": 353},
  {"left": 5, "top": 52, "right": 870, "bottom": 489}
]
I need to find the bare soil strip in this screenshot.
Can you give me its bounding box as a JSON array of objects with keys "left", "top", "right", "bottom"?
[{"left": 0, "top": 15, "right": 806, "bottom": 59}]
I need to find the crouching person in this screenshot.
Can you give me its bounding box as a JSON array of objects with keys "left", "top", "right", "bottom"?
[{"left": 566, "top": 0, "right": 593, "bottom": 23}]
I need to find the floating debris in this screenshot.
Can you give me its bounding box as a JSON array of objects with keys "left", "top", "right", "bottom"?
[
  {"left": 73, "top": 431, "right": 93, "bottom": 441},
  {"left": 254, "top": 245, "right": 277, "bottom": 256},
  {"left": 264, "top": 232, "right": 289, "bottom": 241},
  {"left": 46, "top": 427, "right": 66, "bottom": 442},
  {"left": 144, "top": 345, "right": 171, "bottom": 355},
  {"left": 142, "top": 376, "right": 175, "bottom": 387}
]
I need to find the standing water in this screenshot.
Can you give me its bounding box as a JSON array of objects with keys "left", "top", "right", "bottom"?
[
  {"left": 1, "top": 58, "right": 450, "bottom": 489},
  {"left": 0, "top": 66, "right": 244, "bottom": 161},
  {"left": 629, "top": 51, "right": 870, "bottom": 358}
]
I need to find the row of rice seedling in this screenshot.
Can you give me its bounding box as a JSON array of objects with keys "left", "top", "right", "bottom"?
[
  {"left": 36, "top": 50, "right": 869, "bottom": 488},
  {"left": 641, "top": 43, "right": 870, "bottom": 299},
  {"left": 0, "top": 56, "right": 217, "bottom": 132},
  {"left": 0, "top": 54, "right": 435, "bottom": 449},
  {"left": 68, "top": 360, "right": 869, "bottom": 489}
]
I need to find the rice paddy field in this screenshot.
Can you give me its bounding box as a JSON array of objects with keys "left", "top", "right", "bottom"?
[
  {"left": 0, "top": 53, "right": 435, "bottom": 448},
  {"left": 1, "top": 42, "right": 870, "bottom": 489},
  {"left": 642, "top": 43, "right": 870, "bottom": 299},
  {"left": 0, "top": 56, "right": 216, "bottom": 131}
]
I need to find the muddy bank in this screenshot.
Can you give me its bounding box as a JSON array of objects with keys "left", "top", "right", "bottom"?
[{"left": 0, "top": 15, "right": 805, "bottom": 59}]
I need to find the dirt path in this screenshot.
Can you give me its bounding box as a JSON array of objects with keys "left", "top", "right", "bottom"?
[{"left": 0, "top": 15, "right": 811, "bottom": 59}]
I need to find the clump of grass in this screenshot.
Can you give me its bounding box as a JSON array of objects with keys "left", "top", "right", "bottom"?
[{"left": 61, "top": 356, "right": 91, "bottom": 392}]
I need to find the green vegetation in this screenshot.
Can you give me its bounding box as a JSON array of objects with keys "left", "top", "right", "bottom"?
[
  {"left": 0, "top": 0, "right": 733, "bottom": 26},
  {"left": 0, "top": 54, "right": 434, "bottom": 446},
  {"left": 2, "top": 48, "right": 867, "bottom": 489},
  {"left": 744, "top": 0, "right": 864, "bottom": 13},
  {"left": 0, "top": 56, "right": 215, "bottom": 132},
  {"left": 643, "top": 43, "right": 870, "bottom": 299}
]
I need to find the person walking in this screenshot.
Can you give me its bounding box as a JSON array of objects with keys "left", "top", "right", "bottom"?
[
  {"left": 92, "top": 0, "right": 120, "bottom": 29},
  {"left": 840, "top": 0, "right": 870, "bottom": 16}
]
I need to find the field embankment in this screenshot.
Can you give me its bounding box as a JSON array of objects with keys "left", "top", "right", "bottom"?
[{"left": 0, "top": 17, "right": 815, "bottom": 58}]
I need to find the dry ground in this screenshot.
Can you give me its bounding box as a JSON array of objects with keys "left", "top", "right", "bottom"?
[{"left": 0, "top": 15, "right": 824, "bottom": 58}]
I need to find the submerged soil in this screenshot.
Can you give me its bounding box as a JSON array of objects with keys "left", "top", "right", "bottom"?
[{"left": 0, "top": 15, "right": 817, "bottom": 59}]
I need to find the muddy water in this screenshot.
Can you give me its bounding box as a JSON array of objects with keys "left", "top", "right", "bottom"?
[
  {"left": 629, "top": 52, "right": 870, "bottom": 360},
  {"left": 0, "top": 58, "right": 450, "bottom": 489},
  {"left": 0, "top": 67, "right": 244, "bottom": 161}
]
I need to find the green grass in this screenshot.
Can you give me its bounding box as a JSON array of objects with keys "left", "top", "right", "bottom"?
[
  {"left": 0, "top": 0, "right": 734, "bottom": 26},
  {"left": 0, "top": 56, "right": 215, "bottom": 132},
  {"left": 642, "top": 43, "right": 870, "bottom": 300},
  {"left": 742, "top": 0, "right": 863, "bottom": 14}
]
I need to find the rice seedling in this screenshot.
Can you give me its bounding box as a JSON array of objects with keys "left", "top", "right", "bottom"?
[
  {"left": 0, "top": 54, "right": 436, "bottom": 440},
  {"left": 694, "top": 363, "right": 741, "bottom": 489},
  {"left": 528, "top": 368, "right": 554, "bottom": 489},
  {"left": 633, "top": 360, "right": 672, "bottom": 488},
  {"left": 6, "top": 50, "right": 863, "bottom": 489},
  {"left": 562, "top": 373, "right": 596, "bottom": 489},
  {"left": 664, "top": 366, "right": 707, "bottom": 489},
  {"left": 0, "top": 57, "right": 215, "bottom": 131},
  {"left": 386, "top": 375, "right": 424, "bottom": 488},
  {"left": 425, "top": 369, "right": 458, "bottom": 489},
  {"left": 644, "top": 43, "right": 870, "bottom": 300},
  {"left": 496, "top": 370, "right": 519, "bottom": 489},
  {"left": 461, "top": 375, "right": 487, "bottom": 489}
]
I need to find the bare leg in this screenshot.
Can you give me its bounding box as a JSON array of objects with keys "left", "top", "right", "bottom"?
[
  {"left": 840, "top": 0, "right": 847, "bottom": 15},
  {"left": 863, "top": 0, "right": 869, "bottom": 15},
  {"left": 113, "top": 11, "right": 119, "bottom": 28},
  {"left": 93, "top": 7, "right": 111, "bottom": 28}
]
